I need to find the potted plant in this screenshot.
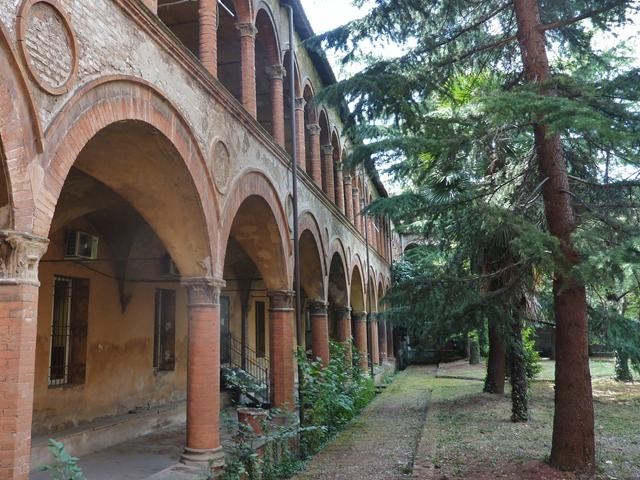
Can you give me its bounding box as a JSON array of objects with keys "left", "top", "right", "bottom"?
[{"left": 222, "top": 368, "right": 268, "bottom": 436}]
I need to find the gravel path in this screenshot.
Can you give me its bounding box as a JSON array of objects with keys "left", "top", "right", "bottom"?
[{"left": 293, "top": 365, "right": 435, "bottom": 480}]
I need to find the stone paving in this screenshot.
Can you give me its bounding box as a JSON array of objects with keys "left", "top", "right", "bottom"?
[{"left": 293, "top": 366, "right": 435, "bottom": 480}]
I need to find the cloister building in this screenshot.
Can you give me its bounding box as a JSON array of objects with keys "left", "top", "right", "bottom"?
[{"left": 0, "top": 0, "right": 400, "bottom": 478}]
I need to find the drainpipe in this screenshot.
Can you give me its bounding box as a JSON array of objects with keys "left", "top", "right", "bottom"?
[{"left": 285, "top": 2, "right": 305, "bottom": 438}]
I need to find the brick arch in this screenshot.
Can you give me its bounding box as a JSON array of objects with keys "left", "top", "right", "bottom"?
[
  {"left": 232, "top": 0, "right": 253, "bottom": 23},
  {"left": 0, "top": 22, "right": 43, "bottom": 231},
  {"left": 328, "top": 237, "right": 349, "bottom": 306},
  {"left": 219, "top": 169, "right": 291, "bottom": 290},
  {"left": 282, "top": 50, "right": 302, "bottom": 97},
  {"left": 350, "top": 260, "right": 366, "bottom": 311},
  {"left": 254, "top": 3, "right": 281, "bottom": 66},
  {"left": 298, "top": 211, "right": 326, "bottom": 300},
  {"left": 318, "top": 108, "right": 330, "bottom": 146},
  {"left": 330, "top": 128, "right": 341, "bottom": 158},
  {"left": 38, "top": 77, "right": 219, "bottom": 277},
  {"left": 368, "top": 270, "right": 378, "bottom": 312},
  {"left": 302, "top": 80, "right": 317, "bottom": 123}
]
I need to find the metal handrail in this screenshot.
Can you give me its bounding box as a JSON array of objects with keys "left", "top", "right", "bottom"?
[{"left": 221, "top": 332, "right": 270, "bottom": 406}]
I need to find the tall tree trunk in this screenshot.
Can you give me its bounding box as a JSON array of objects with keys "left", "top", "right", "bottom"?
[
  {"left": 510, "top": 313, "right": 528, "bottom": 422},
  {"left": 484, "top": 318, "right": 506, "bottom": 394},
  {"left": 615, "top": 351, "right": 632, "bottom": 382},
  {"left": 513, "top": 0, "right": 595, "bottom": 472}
]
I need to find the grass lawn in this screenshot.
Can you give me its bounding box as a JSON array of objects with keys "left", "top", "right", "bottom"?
[{"left": 424, "top": 359, "right": 640, "bottom": 479}]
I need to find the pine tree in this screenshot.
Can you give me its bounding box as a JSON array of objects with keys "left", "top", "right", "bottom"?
[{"left": 314, "top": 0, "right": 640, "bottom": 472}]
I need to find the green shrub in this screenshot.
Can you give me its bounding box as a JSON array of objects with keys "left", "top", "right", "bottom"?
[
  {"left": 523, "top": 327, "right": 542, "bottom": 380},
  {"left": 297, "top": 341, "right": 376, "bottom": 454},
  {"left": 39, "top": 440, "right": 86, "bottom": 480}
]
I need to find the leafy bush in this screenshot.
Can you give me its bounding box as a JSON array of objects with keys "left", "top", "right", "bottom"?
[
  {"left": 39, "top": 439, "right": 86, "bottom": 480},
  {"left": 523, "top": 327, "right": 542, "bottom": 380},
  {"left": 297, "top": 341, "right": 376, "bottom": 454}
]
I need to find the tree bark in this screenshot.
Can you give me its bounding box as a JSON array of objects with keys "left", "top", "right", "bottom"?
[
  {"left": 615, "top": 351, "right": 632, "bottom": 382},
  {"left": 510, "top": 314, "right": 528, "bottom": 422},
  {"left": 513, "top": 0, "right": 595, "bottom": 472},
  {"left": 484, "top": 318, "right": 506, "bottom": 394}
]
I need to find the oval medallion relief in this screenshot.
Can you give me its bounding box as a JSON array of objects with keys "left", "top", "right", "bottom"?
[
  {"left": 211, "top": 141, "right": 231, "bottom": 194},
  {"left": 17, "top": 0, "right": 78, "bottom": 95}
]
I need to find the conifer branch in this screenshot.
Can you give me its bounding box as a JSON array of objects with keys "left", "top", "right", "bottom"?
[{"left": 539, "top": 0, "right": 631, "bottom": 32}]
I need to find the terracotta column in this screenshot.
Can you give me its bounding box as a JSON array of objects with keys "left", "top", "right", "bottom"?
[
  {"left": 379, "top": 319, "right": 387, "bottom": 364},
  {"left": 387, "top": 325, "right": 395, "bottom": 361},
  {"left": 369, "top": 313, "right": 380, "bottom": 365},
  {"left": 309, "top": 301, "right": 330, "bottom": 366},
  {"left": 0, "top": 231, "right": 48, "bottom": 480},
  {"left": 335, "top": 306, "right": 352, "bottom": 363},
  {"left": 334, "top": 162, "right": 345, "bottom": 214},
  {"left": 267, "top": 65, "right": 286, "bottom": 147},
  {"left": 352, "top": 186, "right": 361, "bottom": 233},
  {"left": 237, "top": 22, "right": 258, "bottom": 117},
  {"left": 181, "top": 278, "right": 225, "bottom": 469},
  {"left": 321, "top": 145, "right": 335, "bottom": 202},
  {"left": 199, "top": 0, "right": 217, "bottom": 76},
  {"left": 295, "top": 98, "right": 306, "bottom": 170},
  {"left": 268, "top": 290, "right": 296, "bottom": 410},
  {"left": 344, "top": 174, "right": 354, "bottom": 223},
  {"left": 352, "top": 310, "right": 368, "bottom": 371},
  {"left": 142, "top": 0, "right": 157, "bottom": 13},
  {"left": 307, "top": 124, "right": 322, "bottom": 187}
]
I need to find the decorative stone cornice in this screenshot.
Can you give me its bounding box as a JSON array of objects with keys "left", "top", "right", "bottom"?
[
  {"left": 183, "top": 277, "right": 226, "bottom": 307},
  {"left": 268, "top": 290, "right": 295, "bottom": 310},
  {"left": 295, "top": 97, "right": 306, "bottom": 111},
  {"left": 321, "top": 144, "right": 334, "bottom": 156},
  {"left": 236, "top": 22, "right": 258, "bottom": 38},
  {"left": 307, "top": 123, "right": 321, "bottom": 136},
  {"left": 308, "top": 300, "right": 328, "bottom": 315},
  {"left": 266, "top": 64, "right": 286, "bottom": 80},
  {"left": 0, "top": 231, "right": 49, "bottom": 286}
]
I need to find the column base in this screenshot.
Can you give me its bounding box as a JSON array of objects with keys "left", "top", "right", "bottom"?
[{"left": 180, "top": 446, "right": 225, "bottom": 469}]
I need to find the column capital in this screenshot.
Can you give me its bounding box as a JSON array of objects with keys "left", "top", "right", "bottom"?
[
  {"left": 268, "top": 290, "right": 295, "bottom": 310},
  {"left": 321, "top": 144, "right": 334, "bottom": 156},
  {"left": 334, "top": 306, "right": 352, "bottom": 316},
  {"left": 295, "top": 97, "right": 306, "bottom": 111},
  {"left": 352, "top": 186, "right": 360, "bottom": 194},
  {"left": 352, "top": 310, "right": 367, "bottom": 322},
  {"left": 308, "top": 300, "right": 328, "bottom": 315},
  {"left": 0, "top": 230, "right": 49, "bottom": 287},
  {"left": 307, "top": 123, "right": 321, "bottom": 136},
  {"left": 266, "top": 64, "right": 286, "bottom": 80},
  {"left": 236, "top": 22, "right": 258, "bottom": 38},
  {"left": 343, "top": 175, "right": 352, "bottom": 184},
  {"left": 182, "top": 277, "right": 226, "bottom": 307}
]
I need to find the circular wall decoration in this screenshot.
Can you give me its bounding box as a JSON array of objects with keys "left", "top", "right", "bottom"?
[
  {"left": 17, "top": 0, "right": 78, "bottom": 95},
  {"left": 212, "top": 141, "right": 231, "bottom": 194}
]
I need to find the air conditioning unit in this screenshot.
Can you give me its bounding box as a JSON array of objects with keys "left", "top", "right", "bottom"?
[{"left": 65, "top": 231, "right": 98, "bottom": 260}]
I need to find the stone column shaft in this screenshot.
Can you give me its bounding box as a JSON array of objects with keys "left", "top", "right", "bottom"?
[
  {"left": 309, "top": 301, "right": 330, "bottom": 366},
  {"left": 269, "top": 291, "right": 295, "bottom": 410},
  {"left": 182, "top": 279, "right": 225, "bottom": 468},
  {"left": 267, "top": 65, "right": 286, "bottom": 147},
  {"left": 321, "top": 145, "right": 335, "bottom": 202},
  {"left": 237, "top": 23, "right": 258, "bottom": 117},
  {"left": 0, "top": 231, "right": 48, "bottom": 480},
  {"left": 199, "top": 0, "right": 217, "bottom": 76},
  {"left": 344, "top": 175, "right": 354, "bottom": 223},
  {"left": 295, "top": 98, "right": 306, "bottom": 170},
  {"left": 335, "top": 307, "right": 352, "bottom": 363},
  {"left": 369, "top": 315, "right": 380, "bottom": 366},
  {"left": 307, "top": 124, "right": 322, "bottom": 187},
  {"left": 352, "top": 310, "right": 368, "bottom": 371}
]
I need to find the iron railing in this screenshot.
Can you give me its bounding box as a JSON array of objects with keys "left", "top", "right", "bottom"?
[{"left": 221, "top": 332, "right": 270, "bottom": 407}]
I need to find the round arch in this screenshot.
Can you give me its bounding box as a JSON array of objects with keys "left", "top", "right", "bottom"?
[
  {"left": 298, "top": 211, "right": 327, "bottom": 300},
  {"left": 232, "top": 0, "right": 253, "bottom": 23},
  {"left": 350, "top": 259, "right": 366, "bottom": 312},
  {"left": 327, "top": 237, "right": 349, "bottom": 307},
  {"left": 39, "top": 78, "right": 218, "bottom": 277},
  {"left": 219, "top": 170, "right": 291, "bottom": 290}
]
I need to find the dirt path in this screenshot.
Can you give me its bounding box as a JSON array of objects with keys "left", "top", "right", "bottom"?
[{"left": 293, "top": 365, "right": 435, "bottom": 480}]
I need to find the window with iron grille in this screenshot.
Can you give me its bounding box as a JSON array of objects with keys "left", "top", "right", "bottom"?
[
  {"left": 154, "top": 289, "right": 176, "bottom": 372},
  {"left": 49, "top": 277, "right": 89, "bottom": 387},
  {"left": 255, "top": 301, "right": 266, "bottom": 358}
]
